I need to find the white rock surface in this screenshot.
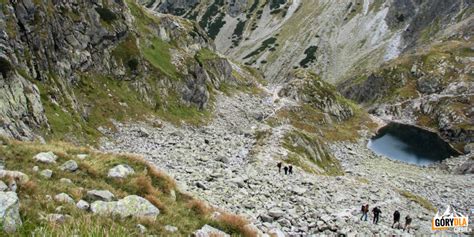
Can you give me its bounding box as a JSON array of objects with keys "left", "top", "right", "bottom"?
[{"left": 33, "top": 152, "right": 57, "bottom": 164}]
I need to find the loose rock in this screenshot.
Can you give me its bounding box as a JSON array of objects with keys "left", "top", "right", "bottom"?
[
  {"left": 0, "top": 192, "right": 22, "bottom": 233},
  {"left": 107, "top": 164, "right": 135, "bottom": 178},
  {"left": 86, "top": 190, "right": 115, "bottom": 202},
  {"left": 60, "top": 160, "right": 78, "bottom": 172},
  {"left": 33, "top": 152, "right": 57, "bottom": 164}
]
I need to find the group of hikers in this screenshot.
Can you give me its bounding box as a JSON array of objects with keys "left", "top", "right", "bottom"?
[
  {"left": 360, "top": 204, "right": 413, "bottom": 232},
  {"left": 277, "top": 162, "right": 293, "bottom": 175}
]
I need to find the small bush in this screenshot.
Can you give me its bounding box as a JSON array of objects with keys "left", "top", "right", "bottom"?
[
  {"left": 0, "top": 57, "right": 12, "bottom": 78},
  {"left": 127, "top": 58, "right": 139, "bottom": 71},
  {"left": 95, "top": 7, "right": 117, "bottom": 23}
]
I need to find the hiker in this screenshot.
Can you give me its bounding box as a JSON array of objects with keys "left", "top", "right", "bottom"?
[
  {"left": 283, "top": 166, "right": 288, "bottom": 175},
  {"left": 392, "top": 210, "right": 401, "bottom": 228},
  {"left": 277, "top": 162, "right": 282, "bottom": 173},
  {"left": 372, "top": 207, "right": 381, "bottom": 224},
  {"left": 404, "top": 215, "right": 412, "bottom": 233},
  {"left": 288, "top": 165, "right": 293, "bottom": 174},
  {"left": 360, "top": 204, "right": 369, "bottom": 221}
]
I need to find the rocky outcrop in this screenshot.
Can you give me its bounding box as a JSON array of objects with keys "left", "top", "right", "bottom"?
[
  {"left": 0, "top": 192, "right": 22, "bottom": 233},
  {"left": 0, "top": 0, "right": 259, "bottom": 141},
  {"left": 279, "top": 70, "right": 354, "bottom": 122},
  {"left": 339, "top": 40, "right": 473, "bottom": 148},
  {"left": 90, "top": 195, "right": 160, "bottom": 219}
]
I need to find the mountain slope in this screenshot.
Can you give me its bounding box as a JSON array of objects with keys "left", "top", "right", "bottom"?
[
  {"left": 142, "top": 0, "right": 473, "bottom": 82},
  {"left": 0, "top": 0, "right": 260, "bottom": 143}
]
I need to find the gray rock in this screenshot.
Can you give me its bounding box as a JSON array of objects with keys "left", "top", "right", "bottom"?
[
  {"left": 194, "top": 224, "right": 229, "bottom": 237},
  {"left": 107, "top": 164, "right": 135, "bottom": 178},
  {"left": 33, "top": 152, "right": 57, "bottom": 164},
  {"left": 137, "top": 224, "right": 147, "bottom": 233},
  {"left": 59, "top": 178, "right": 73, "bottom": 185},
  {"left": 259, "top": 214, "right": 273, "bottom": 222},
  {"left": 46, "top": 214, "right": 71, "bottom": 224},
  {"left": 86, "top": 190, "right": 115, "bottom": 202},
  {"left": 76, "top": 154, "right": 89, "bottom": 160},
  {"left": 32, "top": 166, "right": 39, "bottom": 172},
  {"left": 0, "top": 181, "right": 8, "bottom": 191},
  {"left": 0, "top": 192, "right": 22, "bottom": 233},
  {"left": 90, "top": 195, "right": 160, "bottom": 219},
  {"left": 76, "top": 200, "right": 90, "bottom": 210},
  {"left": 268, "top": 208, "right": 285, "bottom": 218},
  {"left": 60, "top": 160, "right": 78, "bottom": 172},
  {"left": 291, "top": 186, "right": 307, "bottom": 195},
  {"left": 229, "top": 177, "right": 246, "bottom": 188},
  {"left": 269, "top": 228, "right": 285, "bottom": 237},
  {"left": 195, "top": 181, "right": 209, "bottom": 190},
  {"left": 40, "top": 169, "right": 53, "bottom": 179},
  {"left": 54, "top": 193, "right": 75, "bottom": 204},
  {"left": 164, "top": 225, "right": 178, "bottom": 233},
  {"left": 0, "top": 170, "right": 29, "bottom": 183}
]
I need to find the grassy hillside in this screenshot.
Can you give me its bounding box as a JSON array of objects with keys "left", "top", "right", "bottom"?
[{"left": 0, "top": 137, "right": 256, "bottom": 236}]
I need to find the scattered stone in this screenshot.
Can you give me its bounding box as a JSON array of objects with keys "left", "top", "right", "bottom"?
[
  {"left": 259, "top": 214, "right": 273, "bottom": 222},
  {"left": 195, "top": 181, "right": 209, "bottom": 190},
  {"left": 0, "top": 192, "right": 22, "bottom": 233},
  {"left": 194, "top": 225, "right": 229, "bottom": 237},
  {"left": 291, "top": 186, "right": 307, "bottom": 195},
  {"left": 46, "top": 214, "right": 71, "bottom": 224},
  {"left": 54, "top": 193, "right": 74, "bottom": 204},
  {"left": 268, "top": 228, "right": 285, "bottom": 237},
  {"left": 164, "top": 225, "right": 178, "bottom": 233},
  {"left": 77, "top": 154, "right": 88, "bottom": 160},
  {"left": 59, "top": 178, "right": 73, "bottom": 185},
  {"left": 268, "top": 208, "right": 285, "bottom": 218},
  {"left": 136, "top": 224, "right": 147, "bottom": 234},
  {"left": 0, "top": 170, "right": 29, "bottom": 183},
  {"left": 33, "top": 152, "right": 57, "bottom": 164},
  {"left": 107, "top": 164, "right": 135, "bottom": 178},
  {"left": 90, "top": 195, "right": 160, "bottom": 219},
  {"left": 0, "top": 181, "right": 8, "bottom": 191},
  {"left": 40, "top": 169, "right": 53, "bottom": 179},
  {"left": 86, "top": 190, "right": 115, "bottom": 202},
  {"left": 137, "top": 127, "right": 150, "bottom": 137},
  {"left": 32, "top": 166, "right": 39, "bottom": 172},
  {"left": 76, "top": 200, "right": 90, "bottom": 210},
  {"left": 60, "top": 160, "right": 78, "bottom": 172},
  {"left": 8, "top": 180, "right": 17, "bottom": 192}
]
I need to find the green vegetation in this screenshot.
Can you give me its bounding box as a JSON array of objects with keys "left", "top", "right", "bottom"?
[
  {"left": 141, "top": 38, "right": 179, "bottom": 80},
  {"left": 282, "top": 131, "right": 343, "bottom": 176},
  {"left": 0, "top": 137, "right": 256, "bottom": 236},
  {"left": 156, "top": 93, "right": 213, "bottom": 126},
  {"left": 269, "top": 0, "right": 286, "bottom": 10},
  {"left": 398, "top": 190, "right": 437, "bottom": 213},
  {"left": 299, "top": 46, "right": 318, "bottom": 68},
  {"left": 0, "top": 57, "right": 12, "bottom": 77},
  {"left": 95, "top": 7, "right": 117, "bottom": 23},
  {"left": 243, "top": 37, "right": 277, "bottom": 59},
  {"left": 232, "top": 20, "right": 247, "bottom": 46},
  {"left": 112, "top": 35, "right": 141, "bottom": 72}
]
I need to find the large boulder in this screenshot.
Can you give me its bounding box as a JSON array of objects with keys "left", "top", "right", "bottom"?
[
  {"left": 86, "top": 190, "right": 115, "bottom": 202},
  {"left": 194, "top": 225, "right": 229, "bottom": 237},
  {"left": 107, "top": 165, "right": 135, "bottom": 178},
  {"left": 0, "top": 192, "right": 22, "bottom": 233},
  {"left": 33, "top": 152, "right": 57, "bottom": 164},
  {"left": 90, "top": 195, "right": 160, "bottom": 219},
  {"left": 0, "top": 170, "right": 29, "bottom": 183}
]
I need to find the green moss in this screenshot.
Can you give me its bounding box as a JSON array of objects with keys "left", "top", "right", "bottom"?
[
  {"left": 141, "top": 38, "right": 179, "bottom": 80},
  {"left": 398, "top": 190, "right": 437, "bottom": 213}
]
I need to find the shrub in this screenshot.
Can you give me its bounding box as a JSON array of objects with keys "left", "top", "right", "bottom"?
[
  {"left": 0, "top": 57, "right": 12, "bottom": 78},
  {"left": 95, "top": 7, "right": 117, "bottom": 23},
  {"left": 127, "top": 58, "right": 139, "bottom": 71}
]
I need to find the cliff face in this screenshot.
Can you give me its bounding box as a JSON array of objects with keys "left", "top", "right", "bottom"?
[
  {"left": 0, "top": 0, "right": 259, "bottom": 142},
  {"left": 338, "top": 40, "right": 474, "bottom": 151},
  {"left": 142, "top": 0, "right": 473, "bottom": 82}
]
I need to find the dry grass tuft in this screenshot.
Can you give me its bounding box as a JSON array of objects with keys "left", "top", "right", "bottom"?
[
  {"left": 78, "top": 162, "right": 100, "bottom": 178},
  {"left": 217, "top": 213, "right": 257, "bottom": 237},
  {"left": 19, "top": 180, "right": 38, "bottom": 195},
  {"left": 133, "top": 175, "right": 161, "bottom": 196},
  {"left": 187, "top": 199, "right": 212, "bottom": 216},
  {"left": 144, "top": 194, "right": 167, "bottom": 213}
]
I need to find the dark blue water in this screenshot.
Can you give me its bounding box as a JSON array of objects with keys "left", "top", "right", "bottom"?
[{"left": 368, "top": 123, "right": 460, "bottom": 166}]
